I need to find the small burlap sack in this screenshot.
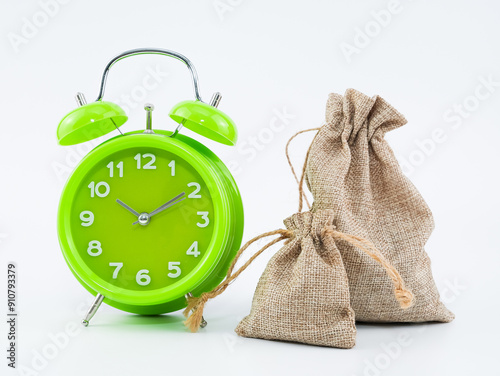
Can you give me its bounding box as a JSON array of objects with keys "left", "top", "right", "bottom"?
[
  {"left": 183, "top": 208, "right": 413, "bottom": 348},
  {"left": 235, "top": 210, "right": 356, "bottom": 348},
  {"left": 305, "top": 89, "right": 454, "bottom": 323}
]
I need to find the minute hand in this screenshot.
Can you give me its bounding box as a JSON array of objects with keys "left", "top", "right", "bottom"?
[
  {"left": 149, "top": 192, "right": 186, "bottom": 216},
  {"left": 132, "top": 192, "right": 186, "bottom": 225}
]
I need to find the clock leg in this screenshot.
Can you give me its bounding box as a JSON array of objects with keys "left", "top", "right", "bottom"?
[
  {"left": 81, "top": 293, "right": 105, "bottom": 327},
  {"left": 186, "top": 293, "right": 208, "bottom": 328},
  {"left": 200, "top": 316, "right": 207, "bottom": 328}
]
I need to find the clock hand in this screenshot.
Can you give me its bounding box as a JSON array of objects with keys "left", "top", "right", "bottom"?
[
  {"left": 116, "top": 199, "right": 140, "bottom": 217},
  {"left": 149, "top": 192, "right": 186, "bottom": 217},
  {"left": 132, "top": 192, "right": 186, "bottom": 225}
]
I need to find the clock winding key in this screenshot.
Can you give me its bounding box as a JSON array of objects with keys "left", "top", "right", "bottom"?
[{"left": 144, "top": 103, "right": 154, "bottom": 134}]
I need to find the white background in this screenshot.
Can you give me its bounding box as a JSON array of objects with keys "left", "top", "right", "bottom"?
[{"left": 1, "top": 1, "right": 499, "bottom": 375}]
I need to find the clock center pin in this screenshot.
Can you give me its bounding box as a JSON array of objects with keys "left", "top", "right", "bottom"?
[{"left": 137, "top": 212, "right": 151, "bottom": 226}]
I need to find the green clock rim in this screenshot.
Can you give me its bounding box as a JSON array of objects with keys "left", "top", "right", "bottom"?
[{"left": 58, "top": 133, "right": 231, "bottom": 306}]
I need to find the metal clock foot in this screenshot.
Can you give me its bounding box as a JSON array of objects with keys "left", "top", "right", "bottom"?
[
  {"left": 81, "top": 293, "right": 104, "bottom": 327},
  {"left": 200, "top": 317, "right": 208, "bottom": 328},
  {"left": 186, "top": 292, "right": 208, "bottom": 328}
]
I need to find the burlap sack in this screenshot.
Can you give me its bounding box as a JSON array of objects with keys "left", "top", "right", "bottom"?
[
  {"left": 305, "top": 89, "right": 454, "bottom": 323},
  {"left": 235, "top": 210, "right": 356, "bottom": 348}
]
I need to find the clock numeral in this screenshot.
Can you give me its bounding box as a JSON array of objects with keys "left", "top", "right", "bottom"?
[
  {"left": 134, "top": 153, "right": 156, "bottom": 169},
  {"left": 109, "top": 262, "right": 123, "bottom": 279},
  {"left": 107, "top": 161, "right": 123, "bottom": 178},
  {"left": 87, "top": 240, "right": 102, "bottom": 256},
  {"left": 196, "top": 212, "right": 210, "bottom": 228},
  {"left": 188, "top": 182, "right": 202, "bottom": 199},
  {"left": 136, "top": 269, "right": 151, "bottom": 286},
  {"left": 186, "top": 241, "right": 200, "bottom": 257},
  {"left": 80, "top": 211, "right": 94, "bottom": 227},
  {"left": 168, "top": 160, "right": 175, "bottom": 176},
  {"left": 167, "top": 262, "right": 181, "bottom": 278},
  {"left": 88, "top": 181, "right": 110, "bottom": 198}
]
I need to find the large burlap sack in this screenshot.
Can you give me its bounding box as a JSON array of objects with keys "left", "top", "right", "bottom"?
[
  {"left": 305, "top": 89, "right": 454, "bottom": 322},
  {"left": 235, "top": 210, "right": 357, "bottom": 348}
]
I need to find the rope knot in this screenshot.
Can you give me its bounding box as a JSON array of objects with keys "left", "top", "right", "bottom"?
[
  {"left": 284, "top": 210, "right": 336, "bottom": 242},
  {"left": 395, "top": 289, "right": 414, "bottom": 309},
  {"left": 321, "top": 225, "right": 337, "bottom": 239}
]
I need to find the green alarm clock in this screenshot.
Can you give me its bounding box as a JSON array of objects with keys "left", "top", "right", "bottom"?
[{"left": 57, "top": 48, "right": 244, "bottom": 327}]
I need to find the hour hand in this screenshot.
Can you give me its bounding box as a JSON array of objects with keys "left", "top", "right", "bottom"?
[{"left": 116, "top": 199, "right": 140, "bottom": 217}]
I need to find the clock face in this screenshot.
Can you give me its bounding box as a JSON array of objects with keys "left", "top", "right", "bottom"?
[{"left": 69, "top": 146, "right": 215, "bottom": 292}]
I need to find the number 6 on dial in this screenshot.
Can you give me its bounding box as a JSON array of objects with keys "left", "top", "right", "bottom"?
[{"left": 136, "top": 270, "right": 151, "bottom": 286}]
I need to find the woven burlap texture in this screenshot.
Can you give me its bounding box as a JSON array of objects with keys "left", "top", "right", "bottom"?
[
  {"left": 235, "top": 209, "right": 357, "bottom": 348},
  {"left": 305, "top": 89, "right": 454, "bottom": 322}
]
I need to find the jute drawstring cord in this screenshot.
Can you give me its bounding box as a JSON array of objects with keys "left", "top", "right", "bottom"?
[
  {"left": 183, "top": 225, "right": 413, "bottom": 332},
  {"left": 183, "top": 229, "right": 292, "bottom": 332},
  {"left": 285, "top": 127, "right": 321, "bottom": 212},
  {"left": 322, "top": 226, "right": 413, "bottom": 308}
]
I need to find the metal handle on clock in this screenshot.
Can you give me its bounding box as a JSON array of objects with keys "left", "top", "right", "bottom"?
[{"left": 95, "top": 48, "right": 204, "bottom": 103}]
